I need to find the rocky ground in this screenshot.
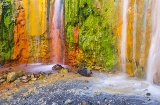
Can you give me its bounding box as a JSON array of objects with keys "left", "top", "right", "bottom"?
[{"left": 0, "top": 64, "right": 160, "bottom": 105}]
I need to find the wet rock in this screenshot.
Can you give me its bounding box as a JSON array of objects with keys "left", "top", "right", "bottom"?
[
  {"left": 64, "top": 99, "right": 72, "bottom": 104},
  {"left": 78, "top": 67, "right": 92, "bottom": 77},
  {"left": 52, "top": 64, "right": 64, "bottom": 70},
  {"left": 7, "top": 72, "right": 18, "bottom": 83},
  {"left": 146, "top": 93, "right": 151, "bottom": 96}
]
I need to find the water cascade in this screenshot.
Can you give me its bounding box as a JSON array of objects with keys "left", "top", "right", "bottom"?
[
  {"left": 50, "top": 0, "right": 65, "bottom": 64},
  {"left": 132, "top": 0, "right": 137, "bottom": 68},
  {"left": 147, "top": 0, "right": 160, "bottom": 85},
  {"left": 120, "top": 0, "right": 129, "bottom": 72}
]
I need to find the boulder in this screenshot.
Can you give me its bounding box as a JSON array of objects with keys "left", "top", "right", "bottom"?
[
  {"left": 78, "top": 67, "right": 92, "bottom": 77},
  {"left": 7, "top": 72, "right": 18, "bottom": 83},
  {"left": 52, "top": 64, "right": 64, "bottom": 70}
]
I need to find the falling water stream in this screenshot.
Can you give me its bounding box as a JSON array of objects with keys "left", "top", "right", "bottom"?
[
  {"left": 50, "top": 0, "right": 65, "bottom": 64},
  {"left": 132, "top": 0, "right": 137, "bottom": 64},
  {"left": 147, "top": 0, "right": 160, "bottom": 84},
  {"left": 121, "top": 0, "right": 129, "bottom": 72}
]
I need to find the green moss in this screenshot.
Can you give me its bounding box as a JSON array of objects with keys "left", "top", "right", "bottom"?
[
  {"left": 65, "top": 0, "right": 119, "bottom": 71},
  {"left": 0, "top": 0, "right": 15, "bottom": 65}
]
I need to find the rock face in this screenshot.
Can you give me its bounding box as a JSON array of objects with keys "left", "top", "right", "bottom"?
[
  {"left": 78, "top": 67, "right": 92, "bottom": 77},
  {"left": 13, "top": 8, "right": 29, "bottom": 63},
  {"left": 7, "top": 72, "right": 17, "bottom": 83}
]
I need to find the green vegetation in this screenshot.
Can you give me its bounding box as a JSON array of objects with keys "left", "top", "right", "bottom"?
[
  {"left": 0, "top": 0, "right": 15, "bottom": 65},
  {"left": 65, "top": 0, "right": 119, "bottom": 71}
]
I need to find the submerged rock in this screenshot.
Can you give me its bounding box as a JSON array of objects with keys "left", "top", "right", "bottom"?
[
  {"left": 78, "top": 67, "right": 92, "bottom": 77},
  {"left": 52, "top": 64, "right": 64, "bottom": 70}
]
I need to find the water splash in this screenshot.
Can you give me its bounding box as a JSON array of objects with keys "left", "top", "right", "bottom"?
[
  {"left": 147, "top": 0, "right": 160, "bottom": 84},
  {"left": 121, "top": 0, "right": 129, "bottom": 72},
  {"left": 50, "top": 0, "right": 65, "bottom": 64}
]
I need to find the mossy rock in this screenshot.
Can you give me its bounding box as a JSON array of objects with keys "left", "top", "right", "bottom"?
[
  {"left": 7, "top": 72, "right": 17, "bottom": 83},
  {"left": 58, "top": 68, "right": 69, "bottom": 74}
]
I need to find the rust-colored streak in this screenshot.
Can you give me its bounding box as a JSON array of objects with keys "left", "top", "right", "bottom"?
[
  {"left": 12, "top": 8, "right": 29, "bottom": 63},
  {"left": 67, "top": 26, "right": 82, "bottom": 66}
]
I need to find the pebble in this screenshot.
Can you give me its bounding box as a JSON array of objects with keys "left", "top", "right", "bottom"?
[
  {"left": 82, "top": 101, "right": 86, "bottom": 105},
  {"left": 146, "top": 93, "right": 151, "bottom": 96},
  {"left": 65, "top": 99, "right": 72, "bottom": 104},
  {"left": 0, "top": 79, "right": 5, "bottom": 83}
]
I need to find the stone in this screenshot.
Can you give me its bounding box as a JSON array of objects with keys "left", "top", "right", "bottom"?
[
  {"left": 95, "top": 91, "right": 100, "bottom": 95},
  {"left": 146, "top": 93, "right": 151, "bottom": 96},
  {"left": 21, "top": 79, "right": 29, "bottom": 83},
  {"left": 7, "top": 72, "right": 18, "bottom": 83},
  {"left": 58, "top": 68, "right": 69, "bottom": 74},
  {"left": 78, "top": 67, "right": 92, "bottom": 77},
  {"left": 52, "top": 64, "right": 64, "bottom": 70},
  {"left": 52, "top": 102, "right": 58, "bottom": 105},
  {"left": 31, "top": 78, "right": 37, "bottom": 81},
  {"left": 20, "top": 76, "right": 27, "bottom": 80},
  {"left": 64, "top": 99, "right": 72, "bottom": 104},
  {"left": 15, "top": 70, "right": 24, "bottom": 77},
  {"left": 0, "top": 75, "right": 7, "bottom": 80},
  {"left": 82, "top": 101, "right": 87, "bottom": 105},
  {"left": 0, "top": 79, "right": 5, "bottom": 83}
]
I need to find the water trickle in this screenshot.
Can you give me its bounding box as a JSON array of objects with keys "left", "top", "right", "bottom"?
[
  {"left": 147, "top": 0, "right": 160, "bottom": 84},
  {"left": 132, "top": 0, "right": 137, "bottom": 63},
  {"left": 50, "top": 0, "right": 65, "bottom": 64},
  {"left": 121, "top": 0, "right": 129, "bottom": 72}
]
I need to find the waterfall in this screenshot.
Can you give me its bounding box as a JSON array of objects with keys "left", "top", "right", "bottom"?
[
  {"left": 132, "top": 0, "right": 137, "bottom": 63},
  {"left": 121, "top": 0, "right": 129, "bottom": 72},
  {"left": 147, "top": 0, "right": 160, "bottom": 84},
  {"left": 139, "top": 0, "right": 149, "bottom": 67},
  {"left": 50, "top": 0, "right": 65, "bottom": 64}
]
